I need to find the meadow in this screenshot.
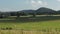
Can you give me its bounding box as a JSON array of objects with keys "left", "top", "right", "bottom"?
[
  {"left": 0, "top": 15, "right": 60, "bottom": 34},
  {"left": 0, "top": 15, "right": 60, "bottom": 30}
]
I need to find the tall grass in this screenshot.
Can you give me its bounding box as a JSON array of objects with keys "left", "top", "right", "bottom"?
[{"left": 0, "top": 29, "right": 60, "bottom": 34}]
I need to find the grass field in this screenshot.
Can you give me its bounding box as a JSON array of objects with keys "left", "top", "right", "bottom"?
[
  {"left": 0, "top": 16, "right": 60, "bottom": 30},
  {"left": 0, "top": 16, "right": 60, "bottom": 34}
]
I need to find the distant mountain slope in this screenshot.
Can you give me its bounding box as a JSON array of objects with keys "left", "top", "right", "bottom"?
[
  {"left": 36, "top": 7, "right": 56, "bottom": 12},
  {"left": 35, "top": 7, "right": 56, "bottom": 15},
  {"left": 1, "top": 7, "right": 58, "bottom": 16},
  {"left": 56, "top": 10, "right": 60, "bottom": 14},
  {"left": 19, "top": 10, "right": 35, "bottom": 13}
]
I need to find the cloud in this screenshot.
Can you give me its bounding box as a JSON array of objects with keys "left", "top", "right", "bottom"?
[
  {"left": 38, "top": 1, "right": 43, "bottom": 4},
  {"left": 30, "top": 0, "right": 48, "bottom": 9},
  {"left": 44, "top": 2, "right": 48, "bottom": 6},
  {"left": 31, "top": 0, "right": 43, "bottom": 7},
  {"left": 57, "top": 0, "right": 60, "bottom": 2},
  {"left": 0, "top": 8, "right": 18, "bottom": 11}
]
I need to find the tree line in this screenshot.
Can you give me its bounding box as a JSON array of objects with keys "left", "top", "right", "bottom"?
[{"left": 0, "top": 7, "right": 60, "bottom": 18}]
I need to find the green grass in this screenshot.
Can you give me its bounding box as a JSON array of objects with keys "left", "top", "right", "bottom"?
[
  {"left": 0, "top": 20, "right": 60, "bottom": 30},
  {"left": 0, "top": 16, "right": 60, "bottom": 30}
]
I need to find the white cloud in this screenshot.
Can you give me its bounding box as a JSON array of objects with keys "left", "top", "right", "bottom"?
[
  {"left": 31, "top": 0, "right": 43, "bottom": 7},
  {"left": 38, "top": 1, "right": 43, "bottom": 5},
  {"left": 44, "top": 2, "right": 48, "bottom": 6},
  {"left": 0, "top": 8, "right": 18, "bottom": 12},
  {"left": 30, "top": 0, "right": 48, "bottom": 9},
  {"left": 31, "top": 0, "right": 36, "bottom": 4},
  {"left": 57, "top": 0, "right": 60, "bottom": 2}
]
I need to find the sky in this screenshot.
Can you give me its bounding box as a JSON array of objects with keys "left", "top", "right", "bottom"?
[{"left": 0, "top": 0, "right": 60, "bottom": 11}]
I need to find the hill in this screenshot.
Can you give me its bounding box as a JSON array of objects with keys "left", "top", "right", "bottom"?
[{"left": 36, "top": 7, "right": 56, "bottom": 15}]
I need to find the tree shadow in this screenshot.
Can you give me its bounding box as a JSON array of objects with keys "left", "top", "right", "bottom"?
[
  {"left": 15, "top": 16, "right": 60, "bottom": 23},
  {"left": 0, "top": 16, "right": 60, "bottom": 23}
]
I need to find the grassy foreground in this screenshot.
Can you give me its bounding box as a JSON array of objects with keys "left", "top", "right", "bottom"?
[
  {"left": 0, "top": 16, "right": 60, "bottom": 30},
  {"left": 0, "top": 20, "right": 60, "bottom": 30}
]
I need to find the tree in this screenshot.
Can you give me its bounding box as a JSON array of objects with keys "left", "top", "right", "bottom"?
[
  {"left": 32, "top": 13, "right": 36, "bottom": 17},
  {"left": 0, "top": 14, "right": 3, "bottom": 18},
  {"left": 16, "top": 12, "right": 20, "bottom": 19},
  {"left": 10, "top": 12, "right": 17, "bottom": 16}
]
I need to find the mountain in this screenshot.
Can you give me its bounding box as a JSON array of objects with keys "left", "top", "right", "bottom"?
[
  {"left": 19, "top": 10, "right": 35, "bottom": 13},
  {"left": 1, "top": 7, "right": 57, "bottom": 16},
  {"left": 18, "top": 10, "right": 35, "bottom": 15},
  {"left": 35, "top": 7, "right": 56, "bottom": 15},
  {"left": 56, "top": 10, "right": 60, "bottom": 14},
  {"left": 17, "top": 7, "right": 57, "bottom": 15}
]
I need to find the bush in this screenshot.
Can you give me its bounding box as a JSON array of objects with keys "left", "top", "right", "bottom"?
[{"left": 1, "top": 27, "right": 12, "bottom": 30}]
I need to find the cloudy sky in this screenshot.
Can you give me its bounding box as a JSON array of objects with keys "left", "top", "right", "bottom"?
[{"left": 0, "top": 0, "right": 60, "bottom": 11}]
